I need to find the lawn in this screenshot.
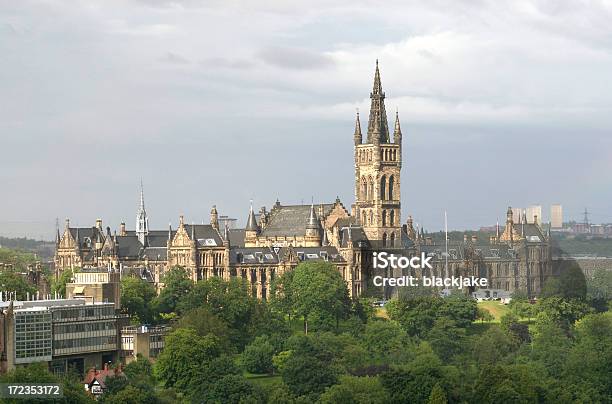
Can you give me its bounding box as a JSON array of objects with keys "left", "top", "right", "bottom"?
[
  {"left": 477, "top": 300, "right": 510, "bottom": 322},
  {"left": 244, "top": 372, "right": 282, "bottom": 387}
]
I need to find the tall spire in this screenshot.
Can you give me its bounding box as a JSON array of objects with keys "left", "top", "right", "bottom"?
[
  {"left": 354, "top": 110, "right": 362, "bottom": 145},
  {"left": 366, "top": 60, "right": 390, "bottom": 144},
  {"left": 136, "top": 180, "right": 149, "bottom": 246},
  {"left": 496, "top": 220, "right": 500, "bottom": 239},
  {"left": 55, "top": 218, "right": 61, "bottom": 246}
]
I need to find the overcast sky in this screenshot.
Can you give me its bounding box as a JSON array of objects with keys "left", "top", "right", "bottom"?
[{"left": 1, "top": 0, "right": 612, "bottom": 240}]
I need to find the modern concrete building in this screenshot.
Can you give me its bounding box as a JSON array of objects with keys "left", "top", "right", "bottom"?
[
  {"left": 66, "top": 270, "right": 121, "bottom": 309},
  {"left": 120, "top": 325, "right": 169, "bottom": 363},
  {"left": 0, "top": 298, "right": 127, "bottom": 375}
]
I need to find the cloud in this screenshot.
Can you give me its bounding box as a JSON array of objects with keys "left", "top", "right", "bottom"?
[{"left": 258, "top": 46, "right": 335, "bottom": 70}]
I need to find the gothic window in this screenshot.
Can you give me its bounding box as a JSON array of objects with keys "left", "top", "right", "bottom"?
[
  {"left": 390, "top": 232, "right": 395, "bottom": 247},
  {"left": 361, "top": 177, "right": 367, "bottom": 200},
  {"left": 388, "top": 175, "right": 394, "bottom": 200},
  {"left": 380, "top": 175, "right": 386, "bottom": 200},
  {"left": 369, "top": 210, "right": 373, "bottom": 225},
  {"left": 390, "top": 210, "right": 394, "bottom": 226},
  {"left": 382, "top": 233, "right": 387, "bottom": 247},
  {"left": 382, "top": 210, "right": 386, "bottom": 226},
  {"left": 368, "top": 177, "right": 374, "bottom": 201}
]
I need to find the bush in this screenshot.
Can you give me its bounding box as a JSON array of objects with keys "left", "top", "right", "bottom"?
[{"left": 242, "top": 335, "right": 275, "bottom": 374}]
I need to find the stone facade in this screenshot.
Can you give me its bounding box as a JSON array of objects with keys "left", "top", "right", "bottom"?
[{"left": 54, "top": 62, "right": 553, "bottom": 299}]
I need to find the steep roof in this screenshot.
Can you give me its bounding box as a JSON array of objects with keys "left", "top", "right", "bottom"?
[{"left": 261, "top": 203, "right": 334, "bottom": 237}]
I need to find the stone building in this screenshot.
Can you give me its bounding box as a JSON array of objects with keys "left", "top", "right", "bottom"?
[{"left": 54, "top": 62, "right": 553, "bottom": 299}]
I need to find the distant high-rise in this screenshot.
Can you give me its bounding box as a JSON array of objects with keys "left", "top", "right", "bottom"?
[
  {"left": 526, "top": 205, "right": 542, "bottom": 224},
  {"left": 551, "top": 204, "right": 563, "bottom": 228},
  {"left": 511, "top": 207, "right": 522, "bottom": 223}
]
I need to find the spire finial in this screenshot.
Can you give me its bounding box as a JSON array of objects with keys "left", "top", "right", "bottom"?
[
  {"left": 246, "top": 201, "right": 259, "bottom": 232},
  {"left": 367, "top": 60, "right": 389, "bottom": 143}
]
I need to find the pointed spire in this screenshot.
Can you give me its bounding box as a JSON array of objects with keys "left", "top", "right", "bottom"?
[
  {"left": 168, "top": 222, "right": 172, "bottom": 241},
  {"left": 367, "top": 60, "right": 390, "bottom": 144},
  {"left": 136, "top": 180, "right": 149, "bottom": 246},
  {"left": 354, "top": 110, "right": 362, "bottom": 145},
  {"left": 393, "top": 109, "right": 402, "bottom": 144},
  {"left": 306, "top": 202, "right": 319, "bottom": 230},
  {"left": 139, "top": 179, "right": 145, "bottom": 211},
  {"left": 246, "top": 201, "right": 259, "bottom": 232},
  {"left": 55, "top": 218, "right": 61, "bottom": 245},
  {"left": 191, "top": 222, "right": 195, "bottom": 241},
  {"left": 496, "top": 220, "right": 500, "bottom": 239},
  {"left": 521, "top": 210, "right": 526, "bottom": 237}
]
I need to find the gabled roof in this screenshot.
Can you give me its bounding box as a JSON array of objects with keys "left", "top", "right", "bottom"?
[{"left": 183, "top": 224, "right": 223, "bottom": 247}]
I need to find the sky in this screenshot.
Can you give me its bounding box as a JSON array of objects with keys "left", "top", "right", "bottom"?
[{"left": 1, "top": 0, "right": 612, "bottom": 240}]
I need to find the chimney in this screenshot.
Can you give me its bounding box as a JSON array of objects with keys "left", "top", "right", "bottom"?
[{"left": 95, "top": 219, "right": 102, "bottom": 229}]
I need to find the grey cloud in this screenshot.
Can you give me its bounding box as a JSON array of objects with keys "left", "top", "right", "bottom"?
[
  {"left": 258, "top": 46, "right": 335, "bottom": 70},
  {"left": 160, "top": 52, "right": 191, "bottom": 64}
]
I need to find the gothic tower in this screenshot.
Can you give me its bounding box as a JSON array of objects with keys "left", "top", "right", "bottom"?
[
  {"left": 136, "top": 180, "right": 149, "bottom": 246},
  {"left": 354, "top": 61, "right": 402, "bottom": 246}
]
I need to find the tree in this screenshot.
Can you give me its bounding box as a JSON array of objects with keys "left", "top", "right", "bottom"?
[
  {"left": 428, "top": 383, "right": 448, "bottom": 404},
  {"left": 542, "top": 263, "right": 587, "bottom": 300},
  {"left": 282, "top": 352, "right": 338, "bottom": 397},
  {"left": 0, "top": 362, "right": 94, "bottom": 404},
  {"left": 386, "top": 296, "right": 443, "bottom": 337},
  {"left": 121, "top": 277, "right": 156, "bottom": 324},
  {"left": 242, "top": 335, "right": 275, "bottom": 374},
  {"left": 154, "top": 328, "right": 222, "bottom": 392},
  {"left": 536, "top": 296, "right": 592, "bottom": 329},
  {"left": 530, "top": 312, "right": 571, "bottom": 377},
  {"left": 153, "top": 266, "right": 193, "bottom": 316},
  {"left": 426, "top": 317, "right": 465, "bottom": 362},
  {"left": 200, "top": 374, "right": 264, "bottom": 404},
  {"left": 52, "top": 267, "right": 78, "bottom": 297},
  {"left": 587, "top": 268, "right": 612, "bottom": 311},
  {"left": 476, "top": 307, "right": 494, "bottom": 323},
  {"left": 289, "top": 261, "right": 350, "bottom": 334},
  {"left": 177, "top": 306, "right": 232, "bottom": 351},
  {"left": 362, "top": 320, "right": 409, "bottom": 362},
  {"left": 438, "top": 294, "right": 478, "bottom": 328},
  {"left": 0, "top": 269, "right": 36, "bottom": 300},
  {"left": 270, "top": 269, "right": 296, "bottom": 323},
  {"left": 472, "top": 326, "right": 518, "bottom": 365},
  {"left": 319, "top": 375, "right": 390, "bottom": 404}
]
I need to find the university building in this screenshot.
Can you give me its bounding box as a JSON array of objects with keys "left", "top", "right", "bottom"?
[{"left": 54, "top": 62, "right": 553, "bottom": 299}]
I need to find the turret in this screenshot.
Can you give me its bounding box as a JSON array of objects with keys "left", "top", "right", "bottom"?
[
  {"left": 305, "top": 203, "right": 322, "bottom": 247},
  {"left": 245, "top": 202, "right": 259, "bottom": 247}
]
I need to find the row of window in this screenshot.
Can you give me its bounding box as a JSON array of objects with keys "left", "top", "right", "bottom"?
[
  {"left": 53, "top": 335, "right": 116, "bottom": 350},
  {"left": 54, "top": 320, "right": 115, "bottom": 335}
]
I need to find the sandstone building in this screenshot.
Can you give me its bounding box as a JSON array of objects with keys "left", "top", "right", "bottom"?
[{"left": 54, "top": 62, "right": 553, "bottom": 298}]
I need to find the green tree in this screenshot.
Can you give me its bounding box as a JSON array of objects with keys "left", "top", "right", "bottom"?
[
  {"left": 319, "top": 375, "right": 390, "bottom": 404},
  {"left": 270, "top": 269, "right": 296, "bottom": 323},
  {"left": 0, "top": 269, "right": 36, "bottom": 300},
  {"left": 472, "top": 326, "right": 518, "bottom": 365},
  {"left": 153, "top": 266, "right": 193, "bottom": 316},
  {"left": 177, "top": 306, "right": 232, "bottom": 351},
  {"left": 427, "top": 383, "right": 448, "bottom": 404},
  {"left": 362, "top": 320, "right": 409, "bottom": 362},
  {"left": 426, "top": 317, "right": 465, "bottom": 362},
  {"left": 282, "top": 353, "right": 338, "bottom": 397},
  {"left": 52, "top": 267, "right": 78, "bottom": 297},
  {"left": 200, "top": 374, "right": 264, "bottom": 404},
  {"left": 154, "top": 328, "right": 222, "bottom": 391},
  {"left": 476, "top": 307, "right": 494, "bottom": 322},
  {"left": 386, "top": 296, "right": 443, "bottom": 337},
  {"left": 289, "top": 261, "right": 350, "bottom": 334},
  {"left": 536, "top": 296, "right": 592, "bottom": 329},
  {"left": 121, "top": 277, "right": 156, "bottom": 324},
  {"left": 0, "top": 362, "right": 94, "bottom": 404},
  {"left": 530, "top": 312, "right": 571, "bottom": 377},
  {"left": 242, "top": 335, "right": 275, "bottom": 374}
]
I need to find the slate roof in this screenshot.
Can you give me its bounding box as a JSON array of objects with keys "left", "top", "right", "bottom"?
[
  {"left": 183, "top": 224, "right": 223, "bottom": 247},
  {"left": 228, "top": 229, "right": 246, "bottom": 247},
  {"left": 260, "top": 204, "right": 335, "bottom": 237}
]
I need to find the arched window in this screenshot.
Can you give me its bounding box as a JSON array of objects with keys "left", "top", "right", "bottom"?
[
  {"left": 369, "top": 210, "right": 373, "bottom": 225},
  {"left": 382, "top": 210, "right": 386, "bottom": 226},
  {"left": 388, "top": 175, "right": 394, "bottom": 200},
  {"left": 390, "top": 232, "right": 395, "bottom": 247},
  {"left": 361, "top": 177, "right": 367, "bottom": 200},
  {"left": 368, "top": 177, "right": 374, "bottom": 201},
  {"left": 393, "top": 150, "right": 397, "bottom": 161},
  {"left": 361, "top": 211, "right": 366, "bottom": 224},
  {"left": 380, "top": 175, "right": 386, "bottom": 200},
  {"left": 390, "top": 210, "right": 394, "bottom": 226},
  {"left": 382, "top": 233, "right": 387, "bottom": 247}
]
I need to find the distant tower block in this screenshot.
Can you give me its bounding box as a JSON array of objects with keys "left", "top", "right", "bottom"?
[
  {"left": 550, "top": 204, "right": 563, "bottom": 228},
  {"left": 511, "top": 207, "right": 522, "bottom": 223},
  {"left": 526, "top": 205, "right": 542, "bottom": 225}
]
